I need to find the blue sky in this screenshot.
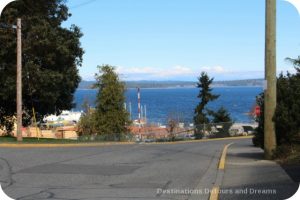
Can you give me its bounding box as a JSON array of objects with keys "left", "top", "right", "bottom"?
[{"left": 62, "top": 0, "right": 300, "bottom": 81}]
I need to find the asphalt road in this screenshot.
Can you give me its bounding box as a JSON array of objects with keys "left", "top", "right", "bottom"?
[
  {"left": 0, "top": 138, "right": 297, "bottom": 200},
  {"left": 0, "top": 139, "right": 232, "bottom": 200}
]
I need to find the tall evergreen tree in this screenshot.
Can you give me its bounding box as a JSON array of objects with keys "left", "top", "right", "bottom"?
[
  {"left": 0, "top": 0, "right": 84, "bottom": 132},
  {"left": 194, "top": 72, "right": 219, "bottom": 139},
  {"left": 94, "top": 65, "right": 130, "bottom": 141}
]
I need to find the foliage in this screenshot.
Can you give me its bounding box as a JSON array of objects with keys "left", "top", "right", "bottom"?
[
  {"left": 194, "top": 72, "right": 219, "bottom": 125},
  {"left": 210, "top": 107, "right": 232, "bottom": 123},
  {"left": 193, "top": 72, "right": 219, "bottom": 139},
  {"left": 93, "top": 65, "right": 131, "bottom": 141},
  {"left": 274, "top": 71, "right": 300, "bottom": 145},
  {"left": 0, "top": 0, "right": 84, "bottom": 133},
  {"left": 194, "top": 72, "right": 232, "bottom": 139},
  {"left": 253, "top": 57, "right": 300, "bottom": 154},
  {"left": 77, "top": 110, "right": 96, "bottom": 137}
]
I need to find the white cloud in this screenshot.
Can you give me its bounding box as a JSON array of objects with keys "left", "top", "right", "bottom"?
[
  {"left": 115, "top": 65, "right": 264, "bottom": 81},
  {"left": 200, "top": 66, "right": 227, "bottom": 74},
  {"left": 116, "top": 65, "right": 194, "bottom": 80},
  {"left": 81, "top": 65, "right": 296, "bottom": 81},
  {"left": 116, "top": 66, "right": 158, "bottom": 75},
  {"left": 156, "top": 65, "right": 194, "bottom": 77}
]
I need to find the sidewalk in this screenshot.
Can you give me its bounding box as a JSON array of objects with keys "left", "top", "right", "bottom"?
[{"left": 219, "top": 140, "right": 299, "bottom": 200}]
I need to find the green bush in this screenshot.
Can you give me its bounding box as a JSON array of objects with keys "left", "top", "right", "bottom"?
[{"left": 253, "top": 63, "right": 300, "bottom": 157}]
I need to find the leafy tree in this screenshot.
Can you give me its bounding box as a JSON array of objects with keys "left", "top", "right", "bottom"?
[
  {"left": 0, "top": 0, "right": 84, "bottom": 133},
  {"left": 194, "top": 72, "right": 219, "bottom": 139},
  {"left": 94, "top": 65, "right": 131, "bottom": 141}
]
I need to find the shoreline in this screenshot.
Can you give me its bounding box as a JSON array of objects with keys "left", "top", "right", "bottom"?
[{"left": 77, "top": 85, "right": 263, "bottom": 90}]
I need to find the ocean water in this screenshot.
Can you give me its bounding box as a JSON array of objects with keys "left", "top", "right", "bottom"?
[{"left": 73, "top": 87, "right": 263, "bottom": 124}]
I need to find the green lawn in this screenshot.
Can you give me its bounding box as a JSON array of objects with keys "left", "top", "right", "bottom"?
[
  {"left": 0, "top": 135, "right": 133, "bottom": 144},
  {"left": 0, "top": 136, "right": 82, "bottom": 144}
]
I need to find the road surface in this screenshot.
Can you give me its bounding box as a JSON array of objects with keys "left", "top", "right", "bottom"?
[{"left": 0, "top": 138, "right": 297, "bottom": 200}]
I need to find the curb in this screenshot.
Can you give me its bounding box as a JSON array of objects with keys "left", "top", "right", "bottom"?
[
  {"left": 218, "top": 143, "right": 234, "bottom": 170},
  {"left": 0, "top": 142, "right": 135, "bottom": 148},
  {"left": 209, "top": 143, "right": 234, "bottom": 200},
  {"left": 0, "top": 136, "right": 250, "bottom": 148},
  {"left": 209, "top": 186, "right": 220, "bottom": 200}
]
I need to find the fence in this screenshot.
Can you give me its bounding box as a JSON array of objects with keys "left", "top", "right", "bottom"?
[
  {"left": 169, "top": 122, "right": 256, "bottom": 140},
  {"left": 78, "top": 122, "right": 257, "bottom": 142}
]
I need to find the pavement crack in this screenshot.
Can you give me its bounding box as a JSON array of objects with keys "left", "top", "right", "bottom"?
[
  {"left": 0, "top": 157, "right": 14, "bottom": 189},
  {"left": 16, "top": 190, "right": 54, "bottom": 200}
]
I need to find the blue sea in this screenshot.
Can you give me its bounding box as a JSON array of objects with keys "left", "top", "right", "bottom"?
[{"left": 73, "top": 87, "right": 263, "bottom": 124}]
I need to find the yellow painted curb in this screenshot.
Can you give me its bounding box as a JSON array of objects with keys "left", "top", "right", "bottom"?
[
  {"left": 208, "top": 143, "right": 234, "bottom": 200},
  {"left": 209, "top": 186, "right": 220, "bottom": 200},
  {"left": 0, "top": 142, "right": 135, "bottom": 148},
  {"left": 218, "top": 142, "right": 234, "bottom": 170}
]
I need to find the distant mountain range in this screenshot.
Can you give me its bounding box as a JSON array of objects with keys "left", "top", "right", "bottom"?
[
  {"left": 212, "top": 79, "right": 264, "bottom": 87},
  {"left": 78, "top": 79, "right": 264, "bottom": 89}
]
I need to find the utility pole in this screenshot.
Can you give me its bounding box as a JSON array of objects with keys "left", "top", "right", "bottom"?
[
  {"left": 129, "top": 102, "right": 132, "bottom": 120},
  {"left": 264, "top": 0, "right": 277, "bottom": 159},
  {"left": 144, "top": 105, "right": 147, "bottom": 124},
  {"left": 16, "top": 18, "right": 23, "bottom": 142},
  {"left": 137, "top": 88, "right": 142, "bottom": 139},
  {"left": 141, "top": 105, "right": 143, "bottom": 122}
]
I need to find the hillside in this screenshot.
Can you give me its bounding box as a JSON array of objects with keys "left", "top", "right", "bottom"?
[{"left": 78, "top": 79, "right": 264, "bottom": 89}]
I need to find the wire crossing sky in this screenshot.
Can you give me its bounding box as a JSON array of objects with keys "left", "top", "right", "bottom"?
[{"left": 63, "top": 0, "right": 300, "bottom": 81}]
